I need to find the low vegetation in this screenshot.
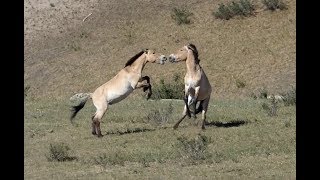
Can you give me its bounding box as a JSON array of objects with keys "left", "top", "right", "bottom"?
[
  {"left": 46, "top": 142, "right": 77, "bottom": 162},
  {"left": 281, "top": 87, "right": 296, "bottom": 106},
  {"left": 213, "top": 0, "right": 255, "bottom": 20},
  {"left": 151, "top": 74, "right": 184, "bottom": 100},
  {"left": 176, "top": 134, "right": 212, "bottom": 164},
  {"left": 171, "top": 7, "right": 193, "bottom": 25},
  {"left": 262, "top": 0, "right": 287, "bottom": 11},
  {"left": 25, "top": 96, "right": 296, "bottom": 179}
]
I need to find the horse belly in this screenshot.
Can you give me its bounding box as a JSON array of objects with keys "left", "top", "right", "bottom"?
[{"left": 107, "top": 85, "right": 134, "bottom": 105}]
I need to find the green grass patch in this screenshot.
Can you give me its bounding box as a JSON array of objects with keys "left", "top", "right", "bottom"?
[{"left": 151, "top": 73, "right": 184, "bottom": 100}]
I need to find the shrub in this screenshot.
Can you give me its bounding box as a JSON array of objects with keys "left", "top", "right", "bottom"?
[
  {"left": 258, "top": 87, "right": 268, "bottom": 99},
  {"left": 213, "top": 4, "right": 233, "bottom": 20},
  {"left": 239, "top": 0, "right": 255, "bottom": 15},
  {"left": 262, "top": 0, "right": 287, "bottom": 11},
  {"left": 176, "top": 134, "right": 211, "bottom": 164},
  {"left": 24, "top": 85, "right": 30, "bottom": 97},
  {"left": 213, "top": 0, "right": 255, "bottom": 20},
  {"left": 146, "top": 102, "right": 173, "bottom": 126},
  {"left": 280, "top": 87, "right": 296, "bottom": 106},
  {"left": 46, "top": 143, "right": 77, "bottom": 162},
  {"left": 262, "top": 97, "right": 278, "bottom": 117},
  {"left": 151, "top": 73, "right": 184, "bottom": 100},
  {"left": 171, "top": 7, "right": 193, "bottom": 25},
  {"left": 94, "top": 153, "right": 126, "bottom": 167},
  {"left": 236, "top": 79, "right": 246, "bottom": 88}
]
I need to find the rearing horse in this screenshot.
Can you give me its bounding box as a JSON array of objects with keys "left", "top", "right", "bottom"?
[
  {"left": 70, "top": 49, "right": 167, "bottom": 137},
  {"left": 168, "top": 44, "right": 212, "bottom": 129}
]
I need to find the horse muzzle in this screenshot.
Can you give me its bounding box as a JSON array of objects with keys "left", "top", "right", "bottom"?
[
  {"left": 168, "top": 54, "right": 176, "bottom": 63},
  {"left": 159, "top": 55, "right": 167, "bottom": 65}
]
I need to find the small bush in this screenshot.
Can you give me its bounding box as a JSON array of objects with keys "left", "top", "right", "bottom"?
[
  {"left": 176, "top": 134, "right": 211, "bottom": 164},
  {"left": 213, "top": 4, "right": 233, "bottom": 20},
  {"left": 262, "top": 0, "right": 287, "bottom": 11},
  {"left": 94, "top": 153, "right": 126, "bottom": 167},
  {"left": 24, "top": 85, "right": 30, "bottom": 97},
  {"left": 151, "top": 74, "right": 184, "bottom": 100},
  {"left": 213, "top": 0, "right": 255, "bottom": 20},
  {"left": 258, "top": 87, "right": 268, "bottom": 99},
  {"left": 239, "top": 0, "right": 255, "bottom": 15},
  {"left": 281, "top": 87, "right": 296, "bottom": 106},
  {"left": 146, "top": 102, "right": 173, "bottom": 126},
  {"left": 249, "top": 92, "right": 258, "bottom": 99},
  {"left": 46, "top": 143, "right": 77, "bottom": 162},
  {"left": 262, "top": 97, "right": 278, "bottom": 117},
  {"left": 236, "top": 79, "right": 246, "bottom": 88},
  {"left": 171, "top": 7, "right": 193, "bottom": 25}
]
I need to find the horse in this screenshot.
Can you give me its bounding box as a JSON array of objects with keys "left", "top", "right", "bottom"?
[
  {"left": 69, "top": 49, "right": 167, "bottom": 137},
  {"left": 168, "top": 44, "right": 212, "bottom": 130}
]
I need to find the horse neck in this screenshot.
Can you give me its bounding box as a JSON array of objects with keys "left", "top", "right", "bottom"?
[
  {"left": 131, "top": 54, "right": 147, "bottom": 75},
  {"left": 185, "top": 51, "right": 199, "bottom": 74}
]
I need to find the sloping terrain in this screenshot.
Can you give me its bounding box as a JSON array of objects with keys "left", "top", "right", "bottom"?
[{"left": 24, "top": 0, "right": 296, "bottom": 100}]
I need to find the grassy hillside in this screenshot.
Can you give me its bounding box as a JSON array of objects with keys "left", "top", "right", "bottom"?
[
  {"left": 24, "top": 0, "right": 296, "bottom": 179},
  {"left": 24, "top": 0, "right": 295, "bottom": 100}
]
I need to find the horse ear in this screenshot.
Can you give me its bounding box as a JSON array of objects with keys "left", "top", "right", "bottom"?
[{"left": 144, "top": 49, "right": 149, "bottom": 53}]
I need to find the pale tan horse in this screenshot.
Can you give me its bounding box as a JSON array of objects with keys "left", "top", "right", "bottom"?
[
  {"left": 168, "top": 44, "right": 212, "bottom": 129},
  {"left": 70, "top": 49, "right": 167, "bottom": 137}
]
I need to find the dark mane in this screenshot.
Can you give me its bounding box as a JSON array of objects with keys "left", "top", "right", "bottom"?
[
  {"left": 187, "top": 43, "right": 200, "bottom": 63},
  {"left": 124, "top": 50, "right": 145, "bottom": 67}
]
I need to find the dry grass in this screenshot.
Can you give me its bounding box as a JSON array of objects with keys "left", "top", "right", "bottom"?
[{"left": 24, "top": 0, "right": 295, "bottom": 100}]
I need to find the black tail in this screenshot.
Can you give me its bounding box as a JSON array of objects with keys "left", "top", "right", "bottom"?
[{"left": 70, "top": 101, "right": 87, "bottom": 122}]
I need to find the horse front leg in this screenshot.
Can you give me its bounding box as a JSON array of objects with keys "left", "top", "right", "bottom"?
[
  {"left": 184, "top": 85, "right": 191, "bottom": 118},
  {"left": 136, "top": 76, "right": 152, "bottom": 99},
  {"left": 173, "top": 105, "right": 188, "bottom": 129},
  {"left": 190, "top": 86, "right": 200, "bottom": 119}
]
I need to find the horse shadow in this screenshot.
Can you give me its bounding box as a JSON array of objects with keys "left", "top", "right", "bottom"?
[
  {"left": 104, "top": 127, "right": 155, "bottom": 136},
  {"left": 101, "top": 119, "right": 248, "bottom": 136},
  {"left": 204, "top": 119, "right": 248, "bottom": 128}
]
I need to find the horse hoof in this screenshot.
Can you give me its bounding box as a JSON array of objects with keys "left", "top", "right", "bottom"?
[
  {"left": 97, "top": 134, "right": 103, "bottom": 138},
  {"left": 173, "top": 125, "right": 179, "bottom": 130},
  {"left": 92, "top": 132, "right": 97, "bottom": 135}
]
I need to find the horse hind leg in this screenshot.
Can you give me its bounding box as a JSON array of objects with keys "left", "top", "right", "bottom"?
[
  {"left": 91, "top": 114, "right": 97, "bottom": 135},
  {"left": 92, "top": 106, "right": 108, "bottom": 137},
  {"left": 200, "top": 97, "right": 210, "bottom": 130}
]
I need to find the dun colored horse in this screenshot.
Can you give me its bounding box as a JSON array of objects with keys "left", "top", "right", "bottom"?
[
  {"left": 168, "top": 44, "right": 212, "bottom": 129},
  {"left": 70, "top": 49, "right": 167, "bottom": 137}
]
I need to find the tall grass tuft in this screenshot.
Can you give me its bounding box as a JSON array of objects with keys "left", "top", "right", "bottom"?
[
  {"left": 146, "top": 102, "right": 173, "bottom": 126},
  {"left": 281, "top": 87, "right": 296, "bottom": 106},
  {"left": 46, "top": 143, "right": 77, "bottom": 162},
  {"left": 262, "top": 0, "right": 287, "bottom": 11},
  {"left": 262, "top": 97, "right": 278, "bottom": 117},
  {"left": 176, "top": 134, "right": 212, "bottom": 164},
  {"left": 93, "top": 153, "right": 126, "bottom": 167},
  {"left": 213, "top": 0, "right": 255, "bottom": 20},
  {"left": 171, "top": 7, "right": 193, "bottom": 25},
  {"left": 151, "top": 73, "right": 184, "bottom": 100}
]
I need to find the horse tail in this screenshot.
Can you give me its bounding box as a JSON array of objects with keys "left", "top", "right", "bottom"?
[
  {"left": 69, "top": 93, "right": 92, "bottom": 122},
  {"left": 195, "top": 100, "right": 204, "bottom": 114}
]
